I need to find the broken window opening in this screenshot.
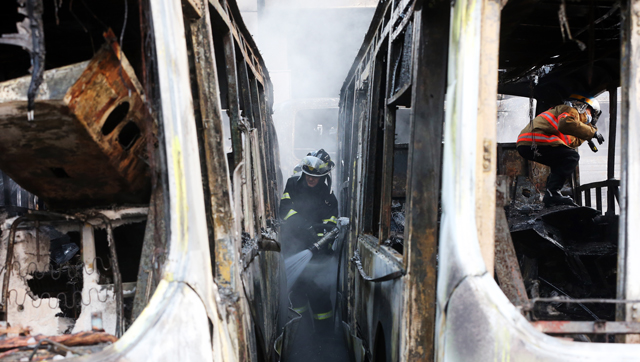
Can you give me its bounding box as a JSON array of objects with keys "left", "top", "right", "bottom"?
[
  {"left": 338, "top": 80, "right": 356, "bottom": 219},
  {"left": 495, "top": 86, "right": 622, "bottom": 342},
  {"left": 383, "top": 107, "right": 410, "bottom": 254},
  {"left": 362, "top": 47, "right": 388, "bottom": 237},
  {"left": 389, "top": 21, "right": 413, "bottom": 99},
  {"left": 117, "top": 121, "right": 141, "bottom": 150},
  {"left": 94, "top": 221, "right": 146, "bottom": 285}
]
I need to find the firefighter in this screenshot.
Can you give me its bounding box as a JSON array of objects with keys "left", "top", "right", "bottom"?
[
  {"left": 517, "top": 93, "right": 604, "bottom": 207},
  {"left": 279, "top": 149, "right": 338, "bottom": 334}
]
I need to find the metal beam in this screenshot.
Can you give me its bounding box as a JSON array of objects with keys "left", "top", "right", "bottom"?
[
  {"left": 475, "top": 0, "right": 501, "bottom": 274},
  {"left": 187, "top": 0, "right": 237, "bottom": 289},
  {"left": 401, "top": 1, "right": 449, "bottom": 360},
  {"left": 618, "top": 0, "right": 640, "bottom": 344},
  {"left": 222, "top": 26, "right": 243, "bottom": 170},
  {"left": 494, "top": 177, "right": 529, "bottom": 306},
  {"left": 607, "top": 87, "right": 617, "bottom": 215},
  {"left": 533, "top": 321, "right": 640, "bottom": 334}
]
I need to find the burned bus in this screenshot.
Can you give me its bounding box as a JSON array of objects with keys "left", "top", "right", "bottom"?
[
  {"left": 336, "top": 0, "right": 640, "bottom": 360},
  {"left": 0, "top": 0, "right": 283, "bottom": 361}
]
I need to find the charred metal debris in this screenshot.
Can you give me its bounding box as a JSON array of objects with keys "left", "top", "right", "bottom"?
[
  {"left": 495, "top": 144, "right": 622, "bottom": 341},
  {"left": 0, "top": 0, "right": 163, "bottom": 355}
]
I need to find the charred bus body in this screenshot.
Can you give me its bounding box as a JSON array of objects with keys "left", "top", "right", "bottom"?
[
  {"left": 0, "top": 0, "right": 283, "bottom": 361},
  {"left": 337, "top": 0, "right": 640, "bottom": 360}
]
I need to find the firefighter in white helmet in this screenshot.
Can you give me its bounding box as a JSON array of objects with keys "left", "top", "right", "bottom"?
[{"left": 279, "top": 149, "right": 338, "bottom": 334}]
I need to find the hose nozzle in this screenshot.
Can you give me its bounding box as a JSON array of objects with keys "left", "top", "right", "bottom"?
[{"left": 309, "top": 227, "right": 340, "bottom": 252}]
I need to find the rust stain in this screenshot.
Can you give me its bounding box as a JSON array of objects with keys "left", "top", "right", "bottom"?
[
  {"left": 499, "top": 148, "right": 527, "bottom": 180},
  {"left": 531, "top": 320, "right": 570, "bottom": 333},
  {"left": 0, "top": 30, "right": 155, "bottom": 209}
]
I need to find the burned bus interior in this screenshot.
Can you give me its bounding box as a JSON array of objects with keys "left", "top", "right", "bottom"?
[
  {"left": 496, "top": 0, "right": 623, "bottom": 340},
  {"left": 336, "top": 0, "right": 630, "bottom": 355},
  {"left": 0, "top": 0, "right": 159, "bottom": 349},
  {"left": 0, "top": 0, "right": 282, "bottom": 360}
]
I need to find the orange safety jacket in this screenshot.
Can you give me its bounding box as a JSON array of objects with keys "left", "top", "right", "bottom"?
[{"left": 516, "top": 104, "right": 596, "bottom": 148}]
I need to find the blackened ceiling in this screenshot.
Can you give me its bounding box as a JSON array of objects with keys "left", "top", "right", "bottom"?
[{"left": 497, "top": 0, "right": 621, "bottom": 107}]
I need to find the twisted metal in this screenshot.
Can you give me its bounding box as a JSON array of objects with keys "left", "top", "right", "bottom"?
[
  {"left": 80, "top": 213, "right": 124, "bottom": 338},
  {"left": 1, "top": 212, "right": 124, "bottom": 338},
  {"left": 0, "top": 257, "right": 112, "bottom": 280},
  {"left": 5, "top": 287, "right": 114, "bottom": 310}
]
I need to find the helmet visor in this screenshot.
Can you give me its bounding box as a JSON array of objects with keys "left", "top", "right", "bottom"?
[{"left": 301, "top": 156, "right": 332, "bottom": 176}]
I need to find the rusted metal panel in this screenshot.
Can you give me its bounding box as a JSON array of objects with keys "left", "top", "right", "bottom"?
[
  {"left": 532, "top": 321, "right": 640, "bottom": 335},
  {"left": 495, "top": 176, "right": 529, "bottom": 307},
  {"left": 0, "top": 32, "right": 154, "bottom": 209},
  {"left": 497, "top": 144, "right": 527, "bottom": 179},
  {"left": 188, "top": 4, "right": 267, "bottom": 360},
  {"left": 400, "top": 3, "right": 449, "bottom": 361}
]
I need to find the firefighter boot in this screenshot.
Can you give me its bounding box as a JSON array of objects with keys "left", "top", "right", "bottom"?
[
  {"left": 543, "top": 189, "right": 576, "bottom": 207},
  {"left": 543, "top": 173, "right": 575, "bottom": 207}
]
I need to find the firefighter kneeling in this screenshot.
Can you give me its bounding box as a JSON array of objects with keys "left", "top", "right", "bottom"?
[
  {"left": 517, "top": 93, "right": 604, "bottom": 207},
  {"left": 280, "top": 149, "right": 338, "bottom": 334}
]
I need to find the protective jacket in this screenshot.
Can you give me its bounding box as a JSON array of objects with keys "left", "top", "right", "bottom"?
[
  {"left": 516, "top": 105, "right": 596, "bottom": 148},
  {"left": 279, "top": 175, "right": 338, "bottom": 255}
]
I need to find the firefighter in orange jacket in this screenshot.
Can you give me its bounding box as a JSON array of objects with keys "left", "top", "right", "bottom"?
[{"left": 517, "top": 93, "right": 604, "bottom": 207}]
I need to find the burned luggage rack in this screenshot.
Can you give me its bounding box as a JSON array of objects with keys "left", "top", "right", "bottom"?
[{"left": 0, "top": 30, "right": 155, "bottom": 209}]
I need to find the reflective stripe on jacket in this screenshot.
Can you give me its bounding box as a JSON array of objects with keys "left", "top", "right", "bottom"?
[
  {"left": 516, "top": 105, "right": 596, "bottom": 148},
  {"left": 279, "top": 175, "right": 338, "bottom": 229},
  {"left": 279, "top": 175, "right": 339, "bottom": 255}
]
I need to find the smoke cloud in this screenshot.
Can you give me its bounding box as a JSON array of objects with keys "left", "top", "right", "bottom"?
[{"left": 250, "top": 1, "right": 376, "bottom": 174}]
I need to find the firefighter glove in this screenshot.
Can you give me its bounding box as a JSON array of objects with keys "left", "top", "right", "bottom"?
[{"left": 593, "top": 131, "right": 605, "bottom": 145}]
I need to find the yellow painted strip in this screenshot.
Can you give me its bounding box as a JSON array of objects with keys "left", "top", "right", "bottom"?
[
  {"left": 172, "top": 136, "right": 188, "bottom": 253},
  {"left": 113, "top": 279, "right": 170, "bottom": 351}
]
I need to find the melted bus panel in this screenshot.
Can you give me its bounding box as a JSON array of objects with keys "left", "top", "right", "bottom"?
[
  {"left": 338, "top": 0, "right": 640, "bottom": 360},
  {"left": 0, "top": 0, "right": 282, "bottom": 360}
]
